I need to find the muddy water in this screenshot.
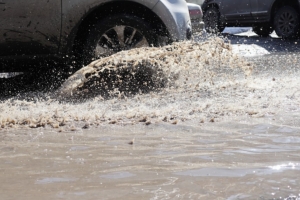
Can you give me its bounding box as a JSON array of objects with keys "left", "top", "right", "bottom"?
[
  {"left": 1, "top": 116, "right": 300, "bottom": 200},
  {"left": 1, "top": 36, "right": 300, "bottom": 199}
]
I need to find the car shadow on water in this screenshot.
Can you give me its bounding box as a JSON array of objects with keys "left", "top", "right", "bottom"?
[{"left": 0, "top": 63, "right": 71, "bottom": 101}]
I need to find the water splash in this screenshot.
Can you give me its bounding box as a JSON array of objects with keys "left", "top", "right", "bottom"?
[{"left": 2, "top": 36, "right": 299, "bottom": 130}]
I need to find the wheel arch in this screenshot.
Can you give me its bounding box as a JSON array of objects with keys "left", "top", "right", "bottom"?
[
  {"left": 202, "top": 1, "right": 220, "bottom": 13},
  {"left": 270, "top": 0, "right": 300, "bottom": 23},
  {"left": 69, "top": 1, "right": 169, "bottom": 58}
]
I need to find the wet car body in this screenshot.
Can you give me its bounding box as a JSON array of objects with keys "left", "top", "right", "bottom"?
[
  {"left": 0, "top": 0, "right": 192, "bottom": 72},
  {"left": 202, "top": 0, "right": 300, "bottom": 38}
]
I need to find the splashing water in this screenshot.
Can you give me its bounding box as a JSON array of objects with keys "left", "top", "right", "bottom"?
[
  {"left": 1, "top": 36, "right": 300, "bottom": 130},
  {"left": 57, "top": 37, "right": 252, "bottom": 99}
]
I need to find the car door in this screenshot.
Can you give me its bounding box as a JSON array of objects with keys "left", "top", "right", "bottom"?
[
  {"left": 250, "top": 0, "right": 275, "bottom": 22},
  {"left": 0, "top": 0, "right": 61, "bottom": 57},
  {"left": 220, "top": 0, "right": 252, "bottom": 23}
]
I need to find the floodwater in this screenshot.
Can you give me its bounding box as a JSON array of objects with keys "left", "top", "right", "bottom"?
[
  {"left": 1, "top": 35, "right": 300, "bottom": 199},
  {"left": 1, "top": 117, "right": 300, "bottom": 200}
]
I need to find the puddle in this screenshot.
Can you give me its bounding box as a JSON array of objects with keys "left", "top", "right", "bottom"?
[
  {"left": 100, "top": 171, "right": 136, "bottom": 179},
  {"left": 1, "top": 120, "right": 300, "bottom": 199},
  {"left": 36, "top": 177, "right": 78, "bottom": 184},
  {"left": 175, "top": 163, "right": 300, "bottom": 177},
  {"left": 69, "top": 146, "right": 90, "bottom": 151}
]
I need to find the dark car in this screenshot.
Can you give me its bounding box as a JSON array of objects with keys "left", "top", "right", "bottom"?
[
  {"left": 202, "top": 0, "right": 300, "bottom": 38},
  {"left": 0, "top": 0, "right": 192, "bottom": 72}
]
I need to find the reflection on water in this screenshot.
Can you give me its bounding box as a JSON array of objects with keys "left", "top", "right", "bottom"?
[
  {"left": 1, "top": 119, "right": 300, "bottom": 199},
  {"left": 175, "top": 163, "right": 300, "bottom": 177},
  {"left": 36, "top": 177, "right": 78, "bottom": 184},
  {"left": 100, "top": 171, "right": 136, "bottom": 179}
]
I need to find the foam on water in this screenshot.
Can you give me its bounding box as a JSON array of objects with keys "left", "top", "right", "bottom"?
[
  {"left": 0, "top": 37, "right": 299, "bottom": 130},
  {"left": 57, "top": 37, "right": 252, "bottom": 99}
]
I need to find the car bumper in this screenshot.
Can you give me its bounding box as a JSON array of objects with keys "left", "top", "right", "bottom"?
[
  {"left": 187, "top": 3, "right": 204, "bottom": 32},
  {"left": 153, "top": 0, "right": 192, "bottom": 41}
]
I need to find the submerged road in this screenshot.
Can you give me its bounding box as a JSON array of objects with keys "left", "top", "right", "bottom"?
[{"left": 1, "top": 31, "right": 300, "bottom": 199}]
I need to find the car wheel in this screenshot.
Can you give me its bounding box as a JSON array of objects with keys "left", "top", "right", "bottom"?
[
  {"left": 252, "top": 25, "right": 273, "bottom": 37},
  {"left": 203, "top": 7, "right": 224, "bottom": 33},
  {"left": 79, "top": 14, "right": 158, "bottom": 65},
  {"left": 274, "top": 6, "right": 300, "bottom": 39}
]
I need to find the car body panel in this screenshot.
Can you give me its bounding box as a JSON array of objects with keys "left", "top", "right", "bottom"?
[
  {"left": 251, "top": 0, "right": 276, "bottom": 22},
  {"left": 153, "top": 0, "right": 191, "bottom": 41},
  {"left": 203, "top": 0, "right": 300, "bottom": 26},
  {"left": 0, "top": 0, "right": 61, "bottom": 57},
  {"left": 221, "top": 0, "right": 252, "bottom": 23},
  {"left": 187, "top": 3, "right": 204, "bottom": 32},
  {"left": 0, "top": 0, "right": 191, "bottom": 71},
  {"left": 186, "top": 0, "right": 204, "bottom": 5}
]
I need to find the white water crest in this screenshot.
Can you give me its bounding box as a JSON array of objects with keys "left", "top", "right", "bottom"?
[{"left": 1, "top": 36, "right": 299, "bottom": 130}]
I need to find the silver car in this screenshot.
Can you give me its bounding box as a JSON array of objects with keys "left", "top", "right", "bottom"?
[
  {"left": 0, "top": 0, "right": 192, "bottom": 71},
  {"left": 187, "top": 3, "right": 205, "bottom": 32}
]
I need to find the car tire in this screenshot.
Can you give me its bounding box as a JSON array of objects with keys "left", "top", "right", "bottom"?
[
  {"left": 79, "top": 14, "right": 158, "bottom": 66},
  {"left": 203, "top": 7, "right": 225, "bottom": 33},
  {"left": 252, "top": 25, "right": 273, "bottom": 37},
  {"left": 274, "top": 6, "right": 300, "bottom": 39}
]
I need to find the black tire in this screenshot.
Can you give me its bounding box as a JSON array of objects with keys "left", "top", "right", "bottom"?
[
  {"left": 79, "top": 14, "right": 158, "bottom": 65},
  {"left": 203, "top": 7, "right": 225, "bottom": 33},
  {"left": 274, "top": 6, "right": 300, "bottom": 39},
  {"left": 252, "top": 25, "right": 273, "bottom": 37}
]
